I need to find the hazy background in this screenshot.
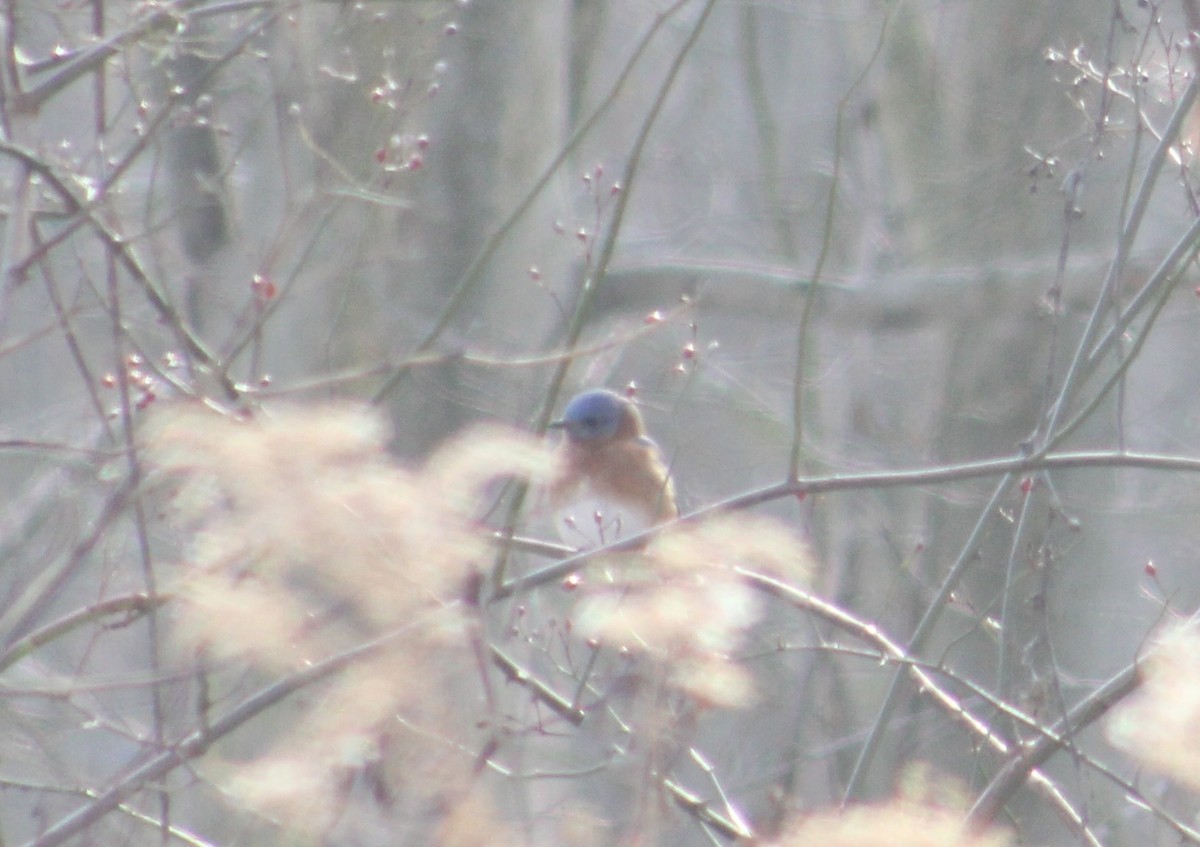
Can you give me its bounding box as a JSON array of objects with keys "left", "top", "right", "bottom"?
[{"left": 2, "top": 1, "right": 1200, "bottom": 845}]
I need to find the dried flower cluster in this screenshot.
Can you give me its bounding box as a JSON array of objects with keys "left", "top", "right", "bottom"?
[
  {"left": 146, "top": 402, "right": 552, "bottom": 834},
  {"left": 1108, "top": 621, "right": 1200, "bottom": 790},
  {"left": 574, "top": 513, "right": 812, "bottom": 708},
  {"left": 769, "top": 799, "right": 1013, "bottom": 847}
]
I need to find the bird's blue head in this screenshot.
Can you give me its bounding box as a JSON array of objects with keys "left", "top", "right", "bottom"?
[{"left": 551, "top": 389, "right": 631, "bottom": 442}]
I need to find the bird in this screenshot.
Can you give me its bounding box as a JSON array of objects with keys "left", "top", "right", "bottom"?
[{"left": 547, "top": 388, "right": 677, "bottom": 548}]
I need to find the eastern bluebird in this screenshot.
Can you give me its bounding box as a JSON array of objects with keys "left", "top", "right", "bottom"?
[{"left": 547, "top": 388, "right": 678, "bottom": 548}]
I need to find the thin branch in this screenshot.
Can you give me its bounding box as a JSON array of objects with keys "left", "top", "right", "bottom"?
[
  {"left": 369, "top": 0, "right": 700, "bottom": 404},
  {"left": 0, "top": 592, "right": 168, "bottom": 674},
  {"left": 493, "top": 448, "right": 1200, "bottom": 600},
  {"left": 23, "top": 612, "right": 442, "bottom": 847},
  {"left": 739, "top": 569, "right": 1102, "bottom": 845}
]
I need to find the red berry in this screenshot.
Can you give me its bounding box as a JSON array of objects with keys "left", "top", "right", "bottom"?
[{"left": 252, "top": 274, "right": 277, "bottom": 301}]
